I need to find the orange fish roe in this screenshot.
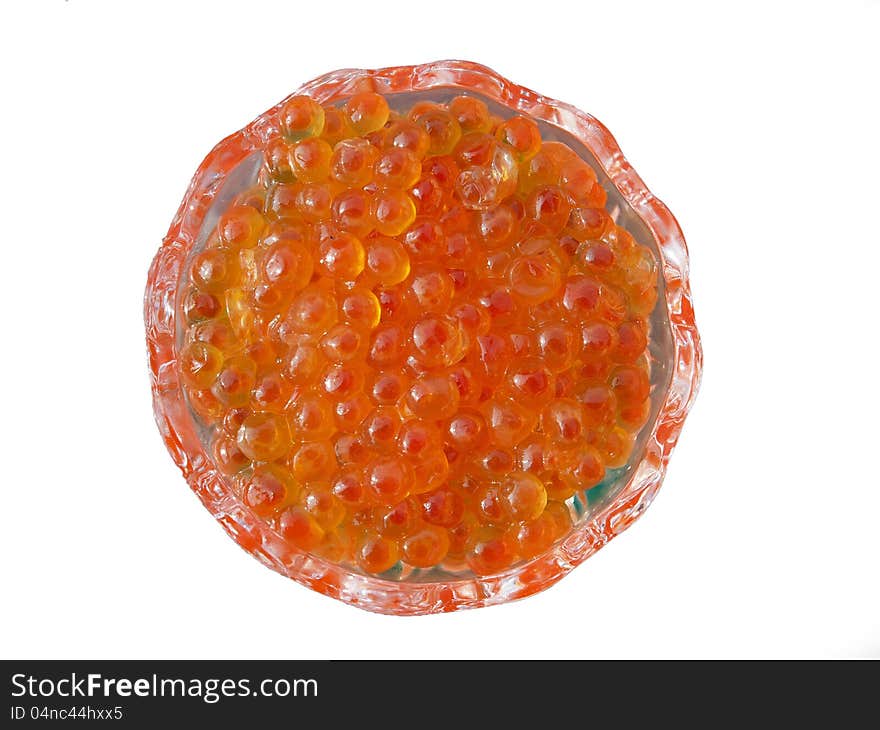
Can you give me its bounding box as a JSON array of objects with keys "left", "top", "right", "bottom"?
[{"left": 178, "top": 92, "right": 658, "bottom": 577}]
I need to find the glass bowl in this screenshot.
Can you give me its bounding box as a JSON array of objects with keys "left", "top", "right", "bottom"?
[{"left": 144, "top": 60, "right": 702, "bottom": 614}]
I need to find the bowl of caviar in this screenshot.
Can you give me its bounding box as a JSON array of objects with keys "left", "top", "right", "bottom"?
[{"left": 145, "top": 60, "right": 701, "bottom": 614}]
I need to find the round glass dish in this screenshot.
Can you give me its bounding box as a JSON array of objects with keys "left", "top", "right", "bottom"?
[{"left": 144, "top": 60, "right": 702, "bottom": 614}]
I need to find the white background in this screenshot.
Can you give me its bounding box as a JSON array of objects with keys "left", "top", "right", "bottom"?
[{"left": 1, "top": 0, "right": 877, "bottom": 659}]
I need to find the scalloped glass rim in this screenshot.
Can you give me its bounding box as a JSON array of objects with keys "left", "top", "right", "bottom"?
[{"left": 144, "top": 60, "right": 702, "bottom": 615}]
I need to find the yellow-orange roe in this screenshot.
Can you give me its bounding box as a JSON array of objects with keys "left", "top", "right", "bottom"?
[{"left": 179, "top": 92, "right": 658, "bottom": 576}]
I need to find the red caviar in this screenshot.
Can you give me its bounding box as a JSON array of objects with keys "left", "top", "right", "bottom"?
[{"left": 177, "top": 92, "right": 657, "bottom": 578}]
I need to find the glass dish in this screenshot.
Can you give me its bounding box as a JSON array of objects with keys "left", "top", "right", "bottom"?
[{"left": 144, "top": 60, "right": 702, "bottom": 614}]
